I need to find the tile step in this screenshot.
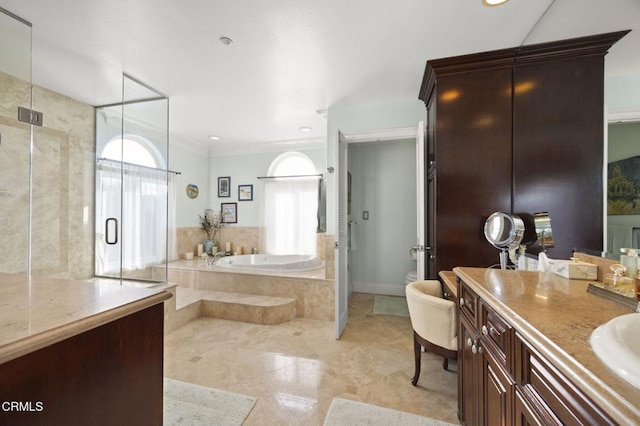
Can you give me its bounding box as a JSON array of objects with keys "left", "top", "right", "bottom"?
[{"left": 174, "top": 287, "right": 297, "bottom": 325}]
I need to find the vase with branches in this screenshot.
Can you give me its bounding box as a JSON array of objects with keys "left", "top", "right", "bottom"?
[{"left": 199, "top": 209, "right": 224, "bottom": 254}]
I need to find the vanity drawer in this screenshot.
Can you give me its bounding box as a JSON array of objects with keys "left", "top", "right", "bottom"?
[
  {"left": 482, "top": 303, "right": 511, "bottom": 354},
  {"left": 458, "top": 280, "right": 478, "bottom": 323}
]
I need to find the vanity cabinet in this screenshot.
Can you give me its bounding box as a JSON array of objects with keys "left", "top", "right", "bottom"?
[
  {"left": 514, "top": 332, "right": 615, "bottom": 425},
  {"left": 457, "top": 278, "right": 616, "bottom": 425},
  {"left": 458, "top": 279, "right": 515, "bottom": 425},
  {"left": 419, "top": 31, "right": 628, "bottom": 278}
]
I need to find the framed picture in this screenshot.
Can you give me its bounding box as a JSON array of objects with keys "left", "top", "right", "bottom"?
[
  {"left": 218, "top": 176, "right": 230, "bottom": 197},
  {"left": 608, "top": 156, "right": 640, "bottom": 215},
  {"left": 238, "top": 184, "right": 253, "bottom": 201},
  {"left": 221, "top": 202, "right": 237, "bottom": 223}
]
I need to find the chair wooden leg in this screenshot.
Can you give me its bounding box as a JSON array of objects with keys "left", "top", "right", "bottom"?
[
  {"left": 411, "top": 332, "right": 421, "bottom": 386},
  {"left": 442, "top": 357, "right": 448, "bottom": 371}
]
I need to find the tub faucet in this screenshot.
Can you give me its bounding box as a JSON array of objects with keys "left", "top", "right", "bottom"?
[{"left": 205, "top": 252, "right": 224, "bottom": 267}]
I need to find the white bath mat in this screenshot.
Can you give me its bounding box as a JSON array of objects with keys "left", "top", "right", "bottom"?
[
  {"left": 163, "top": 378, "right": 256, "bottom": 425},
  {"left": 373, "top": 295, "right": 410, "bottom": 317},
  {"left": 323, "top": 398, "right": 458, "bottom": 425}
]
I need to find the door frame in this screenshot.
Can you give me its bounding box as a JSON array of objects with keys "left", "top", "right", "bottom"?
[{"left": 334, "top": 123, "right": 425, "bottom": 339}]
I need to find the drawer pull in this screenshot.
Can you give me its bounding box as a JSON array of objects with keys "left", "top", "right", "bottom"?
[{"left": 482, "top": 325, "right": 498, "bottom": 336}]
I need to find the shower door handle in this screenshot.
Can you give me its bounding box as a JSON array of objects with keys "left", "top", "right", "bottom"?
[{"left": 105, "top": 218, "right": 118, "bottom": 245}]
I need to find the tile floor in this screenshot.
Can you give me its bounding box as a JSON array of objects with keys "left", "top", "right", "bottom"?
[{"left": 164, "top": 292, "right": 459, "bottom": 425}]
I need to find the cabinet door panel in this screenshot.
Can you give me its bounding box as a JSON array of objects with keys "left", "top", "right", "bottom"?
[
  {"left": 459, "top": 315, "right": 479, "bottom": 425},
  {"left": 433, "top": 68, "right": 513, "bottom": 273},
  {"left": 513, "top": 57, "right": 604, "bottom": 258},
  {"left": 483, "top": 339, "right": 515, "bottom": 426}
]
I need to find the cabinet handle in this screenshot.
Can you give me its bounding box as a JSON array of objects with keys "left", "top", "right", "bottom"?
[
  {"left": 459, "top": 298, "right": 465, "bottom": 307},
  {"left": 470, "top": 340, "right": 483, "bottom": 355},
  {"left": 482, "top": 325, "right": 498, "bottom": 336}
]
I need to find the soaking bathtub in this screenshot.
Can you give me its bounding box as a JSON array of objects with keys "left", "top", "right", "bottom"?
[{"left": 215, "top": 254, "right": 324, "bottom": 272}]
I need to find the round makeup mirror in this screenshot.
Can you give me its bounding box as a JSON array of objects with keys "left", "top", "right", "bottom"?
[
  {"left": 484, "top": 212, "right": 525, "bottom": 249},
  {"left": 484, "top": 212, "right": 525, "bottom": 269}
]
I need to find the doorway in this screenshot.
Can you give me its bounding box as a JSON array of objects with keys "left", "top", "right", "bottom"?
[
  {"left": 335, "top": 123, "right": 426, "bottom": 338},
  {"left": 348, "top": 140, "right": 417, "bottom": 295}
]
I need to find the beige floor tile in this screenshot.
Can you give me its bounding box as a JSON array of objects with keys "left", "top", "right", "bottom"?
[{"left": 164, "top": 292, "right": 459, "bottom": 425}]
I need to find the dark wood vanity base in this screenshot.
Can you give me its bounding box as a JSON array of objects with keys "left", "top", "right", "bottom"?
[
  {"left": 454, "top": 267, "right": 640, "bottom": 425},
  {"left": 0, "top": 303, "right": 165, "bottom": 426}
]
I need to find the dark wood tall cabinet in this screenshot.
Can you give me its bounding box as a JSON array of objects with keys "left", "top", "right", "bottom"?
[{"left": 419, "top": 31, "right": 628, "bottom": 278}]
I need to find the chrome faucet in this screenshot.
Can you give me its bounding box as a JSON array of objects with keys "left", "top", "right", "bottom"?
[{"left": 205, "top": 251, "right": 224, "bottom": 267}]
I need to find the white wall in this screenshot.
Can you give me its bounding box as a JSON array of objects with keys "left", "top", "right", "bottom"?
[
  {"left": 207, "top": 148, "right": 326, "bottom": 227},
  {"left": 606, "top": 74, "right": 640, "bottom": 110},
  {"left": 326, "top": 99, "right": 426, "bottom": 235},
  {"left": 349, "top": 140, "right": 417, "bottom": 295},
  {"left": 171, "top": 144, "right": 211, "bottom": 227}
]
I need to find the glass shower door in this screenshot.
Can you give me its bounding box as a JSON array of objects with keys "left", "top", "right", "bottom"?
[
  {"left": 0, "top": 8, "right": 31, "bottom": 275},
  {"left": 95, "top": 74, "right": 170, "bottom": 283}
]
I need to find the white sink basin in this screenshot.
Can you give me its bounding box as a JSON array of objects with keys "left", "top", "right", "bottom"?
[{"left": 590, "top": 312, "right": 640, "bottom": 389}]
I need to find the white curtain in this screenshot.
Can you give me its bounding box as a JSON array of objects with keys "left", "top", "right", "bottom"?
[
  {"left": 260, "top": 177, "right": 318, "bottom": 255},
  {"left": 96, "top": 160, "right": 176, "bottom": 275}
]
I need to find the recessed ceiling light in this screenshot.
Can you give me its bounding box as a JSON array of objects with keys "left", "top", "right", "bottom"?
[
  {"left": 482, "top": 0, "right": 509, "bottom": 6},
  {"left": 299, "top": 127, "right": 312, "bottom": 133},
  {"left": 219, "top": 36, "right": 233, "bottom": 46},
  {"left": 209, "top": 135, "right": 220, "bottom": 141}
]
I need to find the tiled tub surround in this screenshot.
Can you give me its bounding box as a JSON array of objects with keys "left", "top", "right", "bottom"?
[
  {"left": 176, "top": 227, "right": 335, "bottom": 279},
  {"left": 454, "top": 267, "right": 640, "bottom": 424},
  {"left": 155, "top": 259, "right": 334, "bottom": 330}
]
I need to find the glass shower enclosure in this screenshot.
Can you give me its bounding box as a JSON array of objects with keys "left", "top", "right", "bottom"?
[
  {"left": 1, "top": 8, "right": 172, "bottom": 284},
  {"left": 95, "top": 74, "right": 171, "bottom": 283},
  {"left": 0, "top": 7, "right": 32, "bottom": 275}
]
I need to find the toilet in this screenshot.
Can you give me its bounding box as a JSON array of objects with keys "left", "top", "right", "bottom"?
[
  {"left": 405, "top": 270, "right": 418, "bottom": 285},
  {"left": 405, "top": 247, "right": 418, "bottom": 285}
]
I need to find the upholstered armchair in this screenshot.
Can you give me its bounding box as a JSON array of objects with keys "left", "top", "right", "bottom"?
[{"left": 405, "top": 280, "right": 457, "bottom": 386}]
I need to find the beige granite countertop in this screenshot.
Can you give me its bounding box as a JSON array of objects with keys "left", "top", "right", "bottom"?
[
  {"left": 0, "top": 273, "right": 171, "bottom": 365},
  {"left": 453, "top": 267, "right": 640, "bottom": 425}
]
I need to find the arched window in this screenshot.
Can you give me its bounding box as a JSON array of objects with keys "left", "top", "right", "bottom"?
[
  {"left": 101, "top": 135, "right": 164, "bottom": 168},
  {"left": 96, "top": 135, "right": 175, "bottom": 276},
  {"left": 261, "top": 152, "right": 319, "bottom": 255},
  {"left": 268, "top": 151, "right": 316, "bottom": 177}
]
